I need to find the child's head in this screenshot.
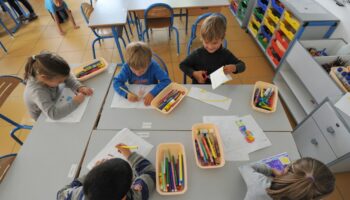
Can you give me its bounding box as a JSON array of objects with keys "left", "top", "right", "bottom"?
[
  {"left": 24, "top": 52, "right": 70, "bottom": 87},
  {"left": 200, "top": 14, "right": 226, "bottom": 53},
  {"left": 83, "top": 158, "right": 133, "bottom": 200},
  {"left": 267, "top": 157, "right": 335, "bottom": 200},
  {"left": 125, "top": 41, "right": 152, "bottom": 76}
]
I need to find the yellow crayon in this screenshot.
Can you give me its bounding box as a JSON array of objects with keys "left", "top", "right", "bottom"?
[{"left": 119, "top": 145, "right": 138, "bottom": 149}]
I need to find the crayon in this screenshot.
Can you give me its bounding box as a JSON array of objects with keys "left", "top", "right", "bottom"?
[
  {"left": 201, "top": 136, "right": 214, "bottom": 164},
  {"left": 179, "top": 153, "right": 183, "bottom": 186},
  {"left": 119, "top": 87, "right": 139, "bottom": 98},
  {"left": 205, "top": 133, "right": 217, "bottom": 159},
  {"left": 118, "top": 145, "right": 138, "bottom": 149}
]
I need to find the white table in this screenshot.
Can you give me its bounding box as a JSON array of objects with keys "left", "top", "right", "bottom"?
[
  {"left": 80, "top": 130, "right": 300, "bottom": 200},
  {"left": 0, "top": 64, "right": 116, "bottom": 200},
  {"left": 97, "top": 85, "right": 292, "bottom": 132}
]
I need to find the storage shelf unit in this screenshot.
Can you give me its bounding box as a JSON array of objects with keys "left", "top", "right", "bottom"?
[
  {"left": 247, "top": 0, "right": 339, "bottom": 70},
  {"left": 229, "top": 0, "right": 257, "bottom": 28},
  {"left": 273, "top": 39, "right": 346, "bottom": 125}
]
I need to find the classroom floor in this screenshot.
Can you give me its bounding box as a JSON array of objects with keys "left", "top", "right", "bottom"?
[{"left": 0, "top": 0, "right": 349, "bottom": 199}]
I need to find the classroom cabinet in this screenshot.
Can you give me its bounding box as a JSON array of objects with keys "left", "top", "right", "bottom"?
[
  {"left": 246, "top": 0, "right": 339, "bottom": 69},
  {"left": 229, "top": 0, "right": 257, "bottom": 28},
  {"left": 293, "top": 101, "right": 350, "bottom": 173}
]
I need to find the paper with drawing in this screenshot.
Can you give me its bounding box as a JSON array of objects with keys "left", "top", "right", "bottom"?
[
  {"left": 188, "top": 87, "right": 232, "bottom": 110},
  {"left": 111, "top": 84, "right": 154, "bottom": 109}
]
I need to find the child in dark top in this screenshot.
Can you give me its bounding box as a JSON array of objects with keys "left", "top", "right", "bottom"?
[
  {"left": 57, "top": 143, "right": 156, "bottom": 200},
  {"left": 180, "top": 14, "right": 246, "bottom": 84},
  {"left": 113, "top": 41, "right": 171, "bottom": 106}
]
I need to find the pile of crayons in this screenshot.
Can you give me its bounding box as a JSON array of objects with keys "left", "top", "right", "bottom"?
[
  {"left": 253, "top": 87, "right": 275, "bottom": 111},
  {"left": 235, "top": 120, "right": 255, "bottom": 143},
  {"left": 159, "top": 150, "right": 185, "bottom": 192},
  {"left": 76, "top": 60, "right": 105, "bottom": 78},
  {"left": 194, "top": 128, "right": 221, "bottom": 166},
  {"left": 156, "top": 89, "right": 184, "bottom": 112}
]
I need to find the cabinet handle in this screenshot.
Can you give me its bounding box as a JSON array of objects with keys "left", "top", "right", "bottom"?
[
  {"left": 310, "top": 99, "right": 316, "bottom": 105},
  {"left": 327, "top": 126, "right": 335, "bottom": 134},
  {"left": 310, "top": 138, "right": 318, "bottom": 145}
]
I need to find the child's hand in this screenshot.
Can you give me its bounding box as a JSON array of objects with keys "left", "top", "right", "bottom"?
[
  {"left": 143, "top": 93, "right": 154, "bottom": 106},
  {"left": 74, "top": 25, "right": 80, "bottom": 29},
  {"left": 271, "top": 168, "right": 284, "bottom": 177},
  {"left": 193, "top": 70, "right": 208, "bottom": 83},
  {"left": 59, "top": 30, "right": 65, "bottom": 36},
  {"left": 73, "top": 93, "right": 85, "bottom": 104},
  {"left": 78, "top": 86, "right": 93, "bottom": 96},
  {"left": 223, "top": 64, "right": 236, "bottom": 74},
  {"left": 127, "top": 93, "right": 139, "bottom": 102},
  {"left": 116, "top": 143, "right": 132, "bottom": 159}
]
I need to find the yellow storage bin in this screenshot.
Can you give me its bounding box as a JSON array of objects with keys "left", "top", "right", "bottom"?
[
  {"left": 251, "top": 16, "right": 261, "bottom": 28},
  {"left": 284, "top": 11, "right": 300, "bottom": 31},
  {"left": 280, "top": 22, "right": 294, "bottom": 41},
  {"left": 73, "top": 57, "right": 108, "bottom": 81},
  {"left": 263, "top": 17, "right": 276, "bottom": 34},
  {"left": 249, "top": 22, "right": 258, "bottom": 36},
  {"left": 267, "top": 8, "right": 279, "bottom": 24}
]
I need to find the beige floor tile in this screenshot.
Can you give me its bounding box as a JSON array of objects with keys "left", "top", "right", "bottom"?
[
  {"left": 58, "top": 35, "right": 89, "bottom": 52},
  {"left": 65, "top": 24, "right": 92, "bottom": 38},
  {"left": 151, "top": 45, "right": 173, "bottom": 64},
  {"left": 26, "top": 14, "right": 52, "bottom": 27},
  {"left": 0, "top": 97, "right": 30, "bottom": 127},
  {"left": 172, "top": 62, "right": 185, "bottom": 84},
  {"left": 239, "top": 56, "right": 275, "bottom": 79},
  {"left": 335, "top": 172, "right": 350, "bottom": 199},
  {"left": 0, "top": 126, "right": 17, "bottom": 155},
  {"left": 87, "top": 35, "right": 117, "bottom": 50},
  {"left": 82, "top": 48, "right": 114, "bottom": 63},
  {"left": 239, "top": 74, "right": 274, "bottom": 84},
  {"left": 228, "top": 38, "right": 264, "bottom": 58},
  {"left": 41, "top": 25, "right": 65, "bottom": 39},
  {"left": 324, "top": 186, "right": 344, "bottom": 200},
  {"left": 6, "top": 39, "right": 37, "bottom": 57},
  {"left": 226, "top": 26, "right": 251, "bottom": 41},
  {"left": 0, "top": 56, "right": 27, "bottom": 75},
  {"left": 32, "top": 37, "right": 64, "bottom": 54},
  {"left": 11, "top": 26, "right": 46, "bottom": 42},
  {"left": 58, "top": 50, "right": 86, "bottom": 64}
]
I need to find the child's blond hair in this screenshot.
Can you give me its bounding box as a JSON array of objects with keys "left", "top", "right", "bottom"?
[
  {"left": 267, "top": 157, "right": 335, "bottom": 200},
  {"left": 125, "top": 42, "right": 152, "bottom": 70},
  {"left": 200, "top": 14, "right": 226, "bottom": 42}
]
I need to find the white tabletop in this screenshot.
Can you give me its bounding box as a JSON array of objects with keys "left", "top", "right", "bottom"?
[
  {"left": 80, "top": 130, "right": 300, "bottom": 200},
  {"left": 97, "top": 84, "right": 292, "bottom": 132},
  {"left": 0, "top": 64, "right": 116, "bottom": 200}
]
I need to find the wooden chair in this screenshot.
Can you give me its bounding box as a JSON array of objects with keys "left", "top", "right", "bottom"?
[
  {"left": 0, "top": 75, "right": 32, "bottom": 145},
  {"left": 152, "top": 53, "right": 168, "bottom": 75},
  {"left": 80, "top": 2, "right": 129, "bottom": 59},
  {"left": 0, "top": 154, "right": 16, "bottom": 183}
]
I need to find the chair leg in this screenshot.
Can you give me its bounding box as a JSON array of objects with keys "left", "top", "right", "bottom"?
[
  {"left": 120, "top": 36, "right": 127, "bottom": 48},
  {"left": 126, "top": 16, "right": 133, "bottom": 36},
  {"left": 169, "top": 27, "right": 171, "bottom": 39},
  {"left": 10, "top": 124, "right": 32, "bottom": 146},
  {"left": 146, "top": 29, "right": 150, "bottom": 41},
  {"left": 92, "top": 38, "right": 100, "bottom": 59},
  {"left": 0, "top": 19, "right": 14, "bottom": 38},
  {"left": 172, "top": 27, "right": 180, "bottom": 55},
  {"left": 124, "top": 26, "right": 130, "bottom": 43},
  {"left": 0, "top": 41, "right": 7, "bottom": 53},
  {"left": 185, "top": 9, "right": 189, "bottom": 35}
]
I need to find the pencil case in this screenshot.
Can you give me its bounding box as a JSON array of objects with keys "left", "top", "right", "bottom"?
[
  {"left": 192, "top": 123, "right": 225, "bottom": 169},
  {"left": 251, "top": 81, "right": 278, "bottom": 113},
  {"left": 151, "top": 82, "right": 188, "bottom": 114},
  {"left": 156, "top": 143, "right": 187, "bottom": 195},
  {"left": 72, "top": 57, "right": 108, "bottom": 81}
]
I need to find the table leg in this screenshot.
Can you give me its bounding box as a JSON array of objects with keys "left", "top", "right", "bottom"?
[{"left": 111, "top": 26, "right": 125, "bottom": 64}]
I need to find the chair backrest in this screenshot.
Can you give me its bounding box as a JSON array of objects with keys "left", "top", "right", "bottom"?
[
  {"left": 0, "top": 153, "right": 17, "bottom": 183},
  {"left": 0, "top": 76, "right": 23, "bottom": 108},
  {"left": 80, "top": 2, "right": 94, "bottom": 24},
  {"left": 144, "top": 3, "right": 174, "bottom": 29},
  {"left": 152, "top": 53, "right": 168, "bottom": 75}
]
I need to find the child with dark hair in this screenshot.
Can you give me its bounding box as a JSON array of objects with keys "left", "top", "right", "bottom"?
[
  {"left": 23, "top": 52, "right": 93, "bottom": 121},
  {"left": 57, "top": 143, "right": 156, "bottom": 200},
  {"left": 239, "top": 157, "right": 336, "bottom": 200}
]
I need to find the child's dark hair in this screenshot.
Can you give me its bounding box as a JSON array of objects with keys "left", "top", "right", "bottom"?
[
  {"left": 24, "top": 52, "right": 70, "bottom": 81},
  {"left": 83, "top": 158, "right": 133, "bottom": 200},
  {"left": 267, "top": 157, "right": 335, "bottom": 200}
]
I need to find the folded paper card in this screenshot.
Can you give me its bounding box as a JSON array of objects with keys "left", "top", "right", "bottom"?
[{"left": 210, "top": 66, "right": 232, "bottom": 90}]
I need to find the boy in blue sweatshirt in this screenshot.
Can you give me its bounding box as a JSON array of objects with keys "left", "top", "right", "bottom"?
[
  {"left": 113, "top": 41, "right": 171, "bottom": 106},
  {"left": 57, "top": 143, "right": 156, "bottom": 200}
]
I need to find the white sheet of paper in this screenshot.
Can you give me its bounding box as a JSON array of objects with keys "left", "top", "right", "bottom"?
[
  {"left": 335, "top": 93, "right": 350, "bottom": 117},
  {"left": 87, "top": 128, "right": 154, "bottom": 170},
  {"left": 111, "top": 85, "right": 154, "bottom": 109},
  {"left": 46, "top": 88, "right": 90, "bottom": 123},
  {"left": 188, "top": 87, "right": 232, "bottom": 110},
  {"left": 210, "top": 66, "right": 232, "bottom": 90},
  {"left": 203, "top": 115, "right": 271, "bottom": 161}
]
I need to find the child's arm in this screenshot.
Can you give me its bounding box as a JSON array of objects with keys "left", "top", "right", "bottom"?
[
  {"left": 33, "top": 88, "right": 81, "bottom": 120},
  {"left": 113, "top": 65, "right": 130, "bottom": 98},
  {"left": 57, "top": 176, "right": 85, "bottom": 200},
  {"left": 179, "top": 51, "right": 198, "bottom": 78},
  {"left": 225, "top": 50, "right": 246, "bottom": 74},
  {"left": 53, "top": 13, "right": 64, "bottom": 35},
  {"left": 128, "top": 152, "right": 156, "bottom": 200},
  {"left": 149, "top": 61, "right": 171, "bottom": 97},
  {"left": 65, "top": 74, "right": 83, "bottom": 93},
  {"left": 239, "top": 163, "right": 272, "bottom": 186},
  {"left": 65, "top": 7, "right": 79, "bottom": 29}
]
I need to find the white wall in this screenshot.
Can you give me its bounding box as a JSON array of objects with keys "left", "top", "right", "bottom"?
[{"left": 317, "top": 0, "right": 350, "bottom": 42}]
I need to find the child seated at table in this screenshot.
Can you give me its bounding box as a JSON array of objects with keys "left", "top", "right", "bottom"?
[
  {"left": 113, "top": 41, "right": 171, "bottom": 106},
  {"left": 57, "top": 143, "right": 156, "bottom": 200},
  {"left": 23, "top": 52, "right": 93, "bottom": 121},
  {"left": 239, "top": 157, "right": 335, "bottom": 200},
  {"left": 180, "top": 14, "right": 246, "bottom": 84},
  {"left": 45, "top": 0, "right": 79, "bottom": 35}
]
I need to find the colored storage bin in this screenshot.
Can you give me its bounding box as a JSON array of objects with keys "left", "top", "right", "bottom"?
[
  {"left": 271, "top": 38, "right": 285, "bottom": 58},
  {"left": 263, "top": 17, "right": 276, "bottom": 34},
  {"left": 267, "top": 47, "right": 280, "bottom": 66},
  {"left": 258, "top": 34, "right": 269, "bottom": 49},
  {"left": 275, "top": 30, "right": 289, "bottom": 49},
  {"left": 280, "top": 22, "right": 295, "bottom": 41},
  {"left": 284, "top": 11, "right": 300, "bottom": 31},
  {"left": 251, "top": 81, "right": 279, "bottom": 113},
  {"left": 253, "top": 7, "right": 264, "bottom": 21},
  {"left": 267, "top": 8, "right": 280, "bottom": 24},
  {"left": 261, "top": 26, "right": 272, "bottom": 41},
  {"left": 257, "top": 0, "right": 269, "bottom": 12},
  {"left": 73, "top": 57, "right": 108, "bottom": 81},
  {"left": 271, "top": 0, "right": 284, "bottom": 15},
  {"left": 251, "top": 15, "right": 261, "bottom": 28},
  {"left": 249, "top": 22, "right": 258, "bottom": 36}
]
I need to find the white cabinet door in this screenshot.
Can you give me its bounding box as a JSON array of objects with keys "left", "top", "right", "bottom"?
[
  {"left": 313, "top": 102, "right": 350, "bottom": 157},
  {"left": 293, "top": 117, "right": 337, "bottom": 164}
]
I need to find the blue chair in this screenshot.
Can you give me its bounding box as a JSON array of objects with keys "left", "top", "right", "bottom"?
[
  {"left": 184, "top": 13, "right": 228, "bottom": 83},
  {"left": 80, "top": 2, "right": 129, "bottom": 59},
  {"left": 0, "top": 76, "right": 32, "bottom": 145},
  {"left": 0, "top": 153, "right": 16, "bottom": 183},
  {"left": 0, "top": 40, "right": 8, "bottom": 53},
  {"left": 152, "top": 52, "right": 168, "bottom": 75},
  {"left": 0, "top": 17, "right": 14, "bottom": 37},
  {"left": 140, "top": 3, "right": 180, "bottom": 55}
]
